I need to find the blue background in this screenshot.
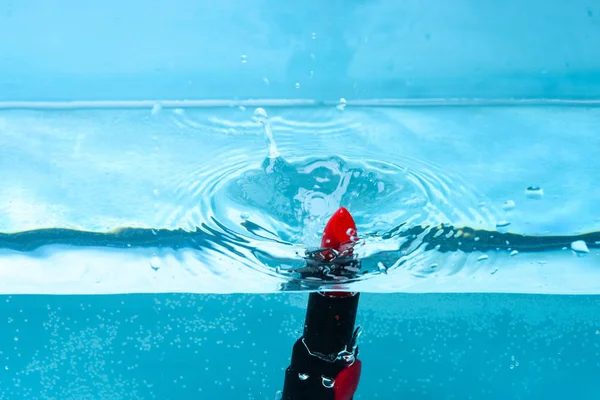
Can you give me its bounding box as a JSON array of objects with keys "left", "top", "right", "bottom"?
[{"left": 1, "top": 0, "right": 599, "bottom": 100}]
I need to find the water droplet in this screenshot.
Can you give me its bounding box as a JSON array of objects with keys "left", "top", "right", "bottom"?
[
  {"left": 377, "top": 262, "right": 388, "bottom": 274},
  {"left": 151, "top": 103, "right": 163, "bottom": 115},
  {"left": 336, "top": 98, "right": 347, "bottom": 111},
  {"left": 254, "top": 107, "right": 268, "bottom": 121},
  {"left": 150, "top": 256, "right": 160, "bottom": 271},
  {"left": 571, "top": 240, "right": 589, "bottom": 255},
  {"left": 477, "top": 255, "right": 489, "bottom": 262},
  {"left": 241, "top": 54, "right": 248, "bottom": 63},
  {"left": 525, "top": 186, "right": 544, "bottom": 199},
  {"left": 321, "top": 376, "right": 334, "bottom": 388},
  {"left": 510, "top": 250, "right": 519, "bottom": 257},
  {"left": 298, "top": 373, "right": 309, "bottom": 381},
  {"left": 295, "top": 82, "right": 301, "bottom": 89},
  {"left": 502, "top": 200, "right": 516, "bottom": 211},
  {"left": 346, "top": 228, "right": 356, "bottom": 237}
]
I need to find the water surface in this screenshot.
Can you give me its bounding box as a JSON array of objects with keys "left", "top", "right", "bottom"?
[{"left": 0, "top": 103, "right": 598, "bottom": 294}]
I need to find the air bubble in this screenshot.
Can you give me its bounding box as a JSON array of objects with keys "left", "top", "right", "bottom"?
[
  {"left": 174, "top": 108, "right": 185, "bottom": 115},
  {"left": 337, "top": 98, "right": 347, "bottom": 111},
  {"left": 377, "top": 262, "right": 388, "bottom": 274},
  {"left": 241, "top": 55, "right": 248, "bottom": 63},
  {"left": 321, "top": 376, "right": 334, "bottom": 388},
  {"left": 298, "top": 373, "right": 309, "bottom": 381},
  {"left": 241, "top": 212, "right": 250, "bottom": 220},
  {"left": 510, "top": 365, "right": 514, "bottom": 369},
  {"left": 510, "top": 250, "right": 519, "bottom": 257},
  {"left": 477, "top": 255, "right": 489, "bottom": 262},
  {"left": 490, "top": 268, "right": 498, "bottom": 275},
  {"left": 295, "top": 82, "right": 301, "bottom": 89},
  {"left": 311, "top": 32, "right": 317, "bottom": 39},
  {"left": 525, "top": 186, "right": 544, "bottom": 199}
]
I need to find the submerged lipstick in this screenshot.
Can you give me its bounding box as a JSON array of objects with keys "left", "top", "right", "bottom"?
[{"left": 281, "top": 207, "right": 362, "bottom": 400}]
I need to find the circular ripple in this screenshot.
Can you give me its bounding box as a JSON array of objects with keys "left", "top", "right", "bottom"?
[{"left": 159, "top": 109, "right": 504, "bottom": 286}]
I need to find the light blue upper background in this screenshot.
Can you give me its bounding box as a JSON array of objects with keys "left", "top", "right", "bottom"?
[{"left": 1, "top": 0, "right": 598, "bottom": 100}]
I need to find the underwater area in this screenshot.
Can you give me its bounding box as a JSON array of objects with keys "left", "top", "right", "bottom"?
[{"left": 1, "top": 0, "right": 600, "bottom": 398}]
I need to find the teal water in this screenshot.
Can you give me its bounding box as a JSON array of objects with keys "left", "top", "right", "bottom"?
[{"left": 2, "top": 293, "right": 600, "bottom": 399}]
